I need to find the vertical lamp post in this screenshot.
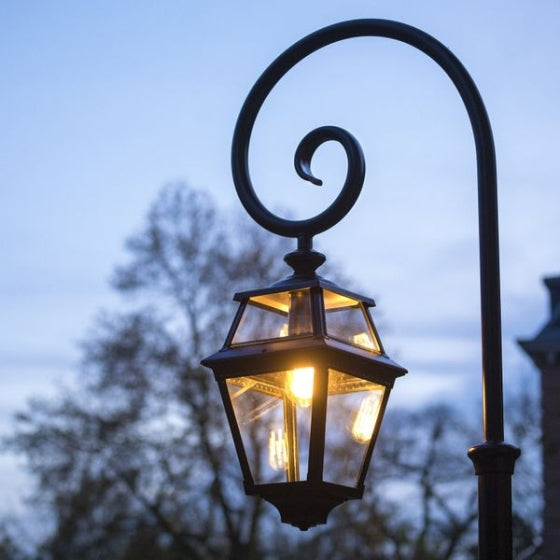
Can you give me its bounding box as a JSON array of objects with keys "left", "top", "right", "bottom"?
[{"left": 202, "top": 19, "right": 520, "bottom": 559}]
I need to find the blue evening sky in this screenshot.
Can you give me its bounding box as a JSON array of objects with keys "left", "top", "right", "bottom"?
[{"left": 1, "top": 1, "right": 559, "bottom": 518}]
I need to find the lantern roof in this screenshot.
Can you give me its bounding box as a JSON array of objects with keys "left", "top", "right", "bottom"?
[{"left": 233, "top": 273, "right": 376, "bottom": 308}]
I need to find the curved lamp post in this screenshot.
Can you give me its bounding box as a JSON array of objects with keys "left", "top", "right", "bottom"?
[{"left": 202, "top": 19, "right": 520, "bottom": 558}]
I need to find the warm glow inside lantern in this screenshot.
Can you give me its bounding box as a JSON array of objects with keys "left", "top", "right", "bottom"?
[{"left": 202, "top": 275, "right": 407, "bottom": 529}]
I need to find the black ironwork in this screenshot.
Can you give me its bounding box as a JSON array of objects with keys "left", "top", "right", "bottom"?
[
  {"left": 229, "top": 18, "right": 520, "bottom": 558},
  {"left": 203, "top": 274, "right": 406, "bottom": 529}
]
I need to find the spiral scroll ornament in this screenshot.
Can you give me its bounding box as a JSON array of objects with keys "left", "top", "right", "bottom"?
[
  {"left": 232, "top": 18, "right": 496, "bottom": 249},
  {"left": 234, "top": 122, "right": 365, "bottom": 244}
]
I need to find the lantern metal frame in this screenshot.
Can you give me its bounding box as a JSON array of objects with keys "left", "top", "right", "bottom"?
[
  {"left": 202, "top": 18, "right": 520, "bottom": 558},
  {"left": 203, "top": 271, "right": 407, "bottom": 529}
]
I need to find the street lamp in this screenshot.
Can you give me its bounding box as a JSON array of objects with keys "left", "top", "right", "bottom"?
[{"left": 202, "top": 19, "right": 520, "bottom": 558}]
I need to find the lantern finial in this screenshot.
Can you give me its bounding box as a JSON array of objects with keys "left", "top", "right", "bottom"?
[{"left": 284, "top": 236, "right": 326, "bottom": 278}]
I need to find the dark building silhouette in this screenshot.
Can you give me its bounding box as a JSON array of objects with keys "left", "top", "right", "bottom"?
[{"left": 518, "top": 275, "right": 560, "bottom": 559}]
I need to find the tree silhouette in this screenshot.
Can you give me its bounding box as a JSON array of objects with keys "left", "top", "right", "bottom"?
[
  {"left": 6, "top": 184, "right": 293, "bottom": 559},
  {"left": 2, "top": 183, "right": 541, "bottom": 559}
]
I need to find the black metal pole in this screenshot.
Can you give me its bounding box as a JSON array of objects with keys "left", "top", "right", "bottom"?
[{"left": 230, "top": 19, "right": 520, "bottom": 559}]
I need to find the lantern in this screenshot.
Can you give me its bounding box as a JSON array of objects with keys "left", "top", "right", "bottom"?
[{"left": 202, "top": 265, "right": 406, "bottom": 529}]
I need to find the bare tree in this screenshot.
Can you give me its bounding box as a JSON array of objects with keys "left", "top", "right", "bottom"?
[
  {"left": 6, "top": 184, "right": 291, "bottom": 559},
  {"left": 3, "top": 183, "right": 541, "bottom": 559}
]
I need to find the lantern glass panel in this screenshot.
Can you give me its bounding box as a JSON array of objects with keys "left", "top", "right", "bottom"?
[
  {"left": 322, "top": 369, "right": 385, "bottom": 487},
  {"left": 323, "top": 289, "right": 380, "bottom": 352},
  {"left": 231, "top": 289, "right": 312, "bottom": 345},
  {"left": 226, "top": 370, "right": 313, "bottom": 484}
]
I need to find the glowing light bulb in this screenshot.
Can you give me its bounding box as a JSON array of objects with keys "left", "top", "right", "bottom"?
[
  {"left": 285, "top": 367, "right": 314, "bottom": 407},
  {"left": 351, "top": 394, "right": 381, "bottom": 444},
  {"left": 352, "top": 331, "right": 375, "bottom": 350},
  {"left": 269, "top": 428, "right": 288, "bottom": 471}
]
